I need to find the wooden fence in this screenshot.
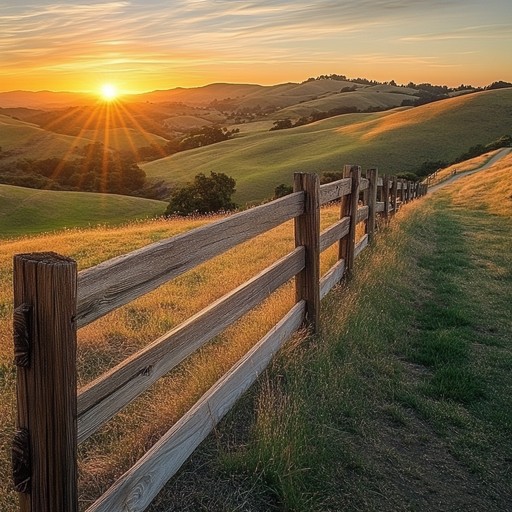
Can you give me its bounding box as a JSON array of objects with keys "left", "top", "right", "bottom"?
[{"left": 11, "top": 168, "right": 427, "bottom": 511}]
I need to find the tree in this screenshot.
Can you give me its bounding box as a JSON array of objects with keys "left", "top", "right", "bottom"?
[
  {"left": 270, "top": 119, "right": 292, "bottom": 131},
  {"left": 273, "top": 183, "right": 293, "bottom": 198},
  {"left": 165, "top": 172, "right": 237, "bottom": 216}
]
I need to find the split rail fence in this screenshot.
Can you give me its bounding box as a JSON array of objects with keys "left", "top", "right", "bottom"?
[{"left": 12, "top": 167, "right": 427, "bottom": 511}]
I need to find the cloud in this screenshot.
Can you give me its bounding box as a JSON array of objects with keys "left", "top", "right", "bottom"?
[
  {"left": 401, "top": 24, "right": 512, "bottom": 41},
  {"left": 0, "top": 0, "right": 507, "bottom": 89}
]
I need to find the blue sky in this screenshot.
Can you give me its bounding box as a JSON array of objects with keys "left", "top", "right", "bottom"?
[{"left": 1, "top": 0, "right": 511, "bottom": 92}]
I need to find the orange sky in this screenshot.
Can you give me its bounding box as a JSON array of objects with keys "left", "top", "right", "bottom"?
[{"left": 1, "top": 1, "right": 511, "bottom": 93}]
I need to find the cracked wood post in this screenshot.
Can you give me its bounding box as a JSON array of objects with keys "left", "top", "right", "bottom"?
[
  {"left": 294, "top": 173, "right": 320, "bottom": 332},
  {"left": 367, "top": 168, "right": 378, "bottom": 244},
  {"left": 339, "top": 165, "right": 361, "bottom": 277},
  {"left": 13, "top": 253, "right": 78, "bottom": 512}
]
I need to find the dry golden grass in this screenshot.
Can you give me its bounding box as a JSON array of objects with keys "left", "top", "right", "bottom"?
[
  {"left": 424, "top": 149, "right": 503, "bottom": 186},
  {"left": 449, "top": 152, "right": 512, "bottom": 216},
  {"left": 0, "top": 204, "right": 342, "bottom": 511}
]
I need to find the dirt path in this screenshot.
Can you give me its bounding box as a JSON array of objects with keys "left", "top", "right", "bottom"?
[{"left": 427, "top": 147, "right": 512, "bottom": 194}]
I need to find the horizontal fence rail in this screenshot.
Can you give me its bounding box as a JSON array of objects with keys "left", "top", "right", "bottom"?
[{"left": 12, "top": 168, "right": 426, "bottom": 512}]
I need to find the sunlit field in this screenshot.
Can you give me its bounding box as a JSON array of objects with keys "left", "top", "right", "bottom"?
[{"left": 0, "top": 204, "right": 342, "bottom": 510}]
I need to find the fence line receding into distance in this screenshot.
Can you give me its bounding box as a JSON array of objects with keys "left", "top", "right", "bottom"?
[{"left": 11, "top": 168, "right": 427, "bottom": 512}]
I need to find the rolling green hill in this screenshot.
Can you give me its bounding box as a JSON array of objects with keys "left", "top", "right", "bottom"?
[
  {"left": 0, "top": 114, "right": 92, "bottom": 161},
  {"left": 274, "top": 89, "right": 414, "bottom": 119},
  {"left": 142, "top": 89, "right": 512, "bottom": 204},
  {"left": 0, "top": 185, "right": 166, "bottom": 238}
]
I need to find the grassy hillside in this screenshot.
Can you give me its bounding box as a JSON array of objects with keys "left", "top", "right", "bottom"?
[
  {"left": 0, "top": 114, "right": 92, "bottom": 161},
  {"left": 81, "top": 127, "right": 168, "bottom": 153},
  {"left": 142, "top": 89, "right": 512, "bottom": 204},
  {"left": 0, "top": 185, "right": 166, "bottom": 238},
  {"left": 275, "top": 89, "right": 414, "bottom": 119}
]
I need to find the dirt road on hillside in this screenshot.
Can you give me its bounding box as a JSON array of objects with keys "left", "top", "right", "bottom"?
[{"left": 427, "top": 147, "right": 512, "bottom": 194}]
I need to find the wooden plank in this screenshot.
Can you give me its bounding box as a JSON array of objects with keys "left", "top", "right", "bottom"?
[
  {"left": 391, "top": 177, "right": 398, "bottom": 213},
  {"left": 13, "top": 253, "right": 78, "bottom": 512},
  {"left": 77, "top": 248, "right": 305, "bottom": 443},
  {"left": 319, "top": 217, "right": 350, "bottom": 252},
  {"left": 356, "top": 205, "right": 369, "bottom": 224},
  {"left": 359, "top": 178, "right": 369, "bottom": 191},
  {"left": 77, "top": 192, "right": 305, "bottom": 328},
  {"left": 366, "top": 168, "right": 378, "bottom": 243},
  {"left": 294, "top": 173, "right": 320, "bottom": 331},
  {"left": 86, "top": 301, "right": 306, "bottom": 512},
  {"left": 320, "top": 259, "right": 346, "bottom": 300},
  {"left": 354, "top": 234, "right": 369, "bottom": 259},
  {"left": 382, "top": 175, "right": 390, "bottom": 219},
  {"left": 376, "top": 202, "right": 385, "bottom": 213},
  {"left": 319, "top": 177, "right": 351, "bottom": 205}
]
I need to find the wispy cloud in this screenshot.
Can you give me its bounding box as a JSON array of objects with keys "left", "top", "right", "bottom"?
[
  {"left": 0, "top": 0, "right": 509, "bottom": 89},
  {"left": 401, "top": 24, "right": 512, "bottom": 41}
]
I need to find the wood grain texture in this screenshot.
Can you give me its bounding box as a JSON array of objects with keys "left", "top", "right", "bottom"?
[
  {"left": 294, "top": 173, "right": 320, "bottom": 331},
  {"left": 76, "top": 192, "right": 304, "bottom": 328},
  {"left": 319, "top": 177, "right": 351, "bottom": 205},
  {"left": 319, "top": 217, "right": 350, "bottom": 252},
  {"left": 13, "top": 252, "right": 78, "bottom": 512},
  {"left": 356, "top": 205, "right": 369, "bottom": 224},
  {"left": 77, "top": 248, "right": 305, "bottom": 443},
  {"left": 86, "top": 301, "right": 306, "bottom": 512},
  {"left": 339, "top": 166, "right": 361, "bottom": 274},
  {"left": 320, "top": 259, "right": 346, "bottom": 300},
  {"left": 359, "top": 178, "right": 369, "bottom": 191}
]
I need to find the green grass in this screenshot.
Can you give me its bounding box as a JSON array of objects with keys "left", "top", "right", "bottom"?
[
  {"left": 0, "top": 114, "right": 92, "bottom": 161},
  {"left": 275, "top": 89, "right": 414, "bottom": 119},
  {"left": 0, "top": 184, "right": 167, "bottom": 238},
  {"left": 147, "top": 167, "right": 512, "bottom": 511},
  {"left": 142, "top": 88, "right": 512, "bottom": 204}
]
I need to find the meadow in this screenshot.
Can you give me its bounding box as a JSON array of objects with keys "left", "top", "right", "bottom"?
[
  {"left": 0, "top": 185, "right": 167, "bottom": 238},
  {"left": 142, "top": 89, "right": 512, "bottom": 204}
]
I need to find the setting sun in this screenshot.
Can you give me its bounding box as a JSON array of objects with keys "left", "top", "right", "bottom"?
[{"left": 100, "top": 83, "right": 118, "bottom": 101}]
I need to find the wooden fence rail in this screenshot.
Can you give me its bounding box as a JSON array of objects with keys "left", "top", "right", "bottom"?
[{"left": 12, "top": 169, "right": 427, "bottom": 512}]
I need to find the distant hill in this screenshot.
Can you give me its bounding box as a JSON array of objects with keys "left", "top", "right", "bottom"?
[
  {"left": 141, "top": 89, "right": 512, "bottom": 204},
  {"left": 0, "top": 114, "right": 92, "bottom": 162},
  {"left": 274, "top": 88, "right": 416, "bottom": 119},
  {"left": 0, "top": 184, "right": 166, "bottom": 238},
  {"left": 0, "top": 90, "right": 96, "bottom": 109}
]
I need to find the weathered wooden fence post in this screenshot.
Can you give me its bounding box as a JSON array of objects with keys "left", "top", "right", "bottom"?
[
  {"left": 367, "top": 168, "right": 378, "bottom": 243},
  {"left": 13, "top": 252, "right": 78, "bottom": 512},
  {"left": 391, "top": 176, "right": 398, "bottom": 214},
  {"left": 294, "top": 173, "right": 320, "bottom": 332},
  {"left": 382, "top": 175, "right": 390, "bottom": 221},
  {"left": 339, "top": 165, "right": 361, "bottom": 276}
]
